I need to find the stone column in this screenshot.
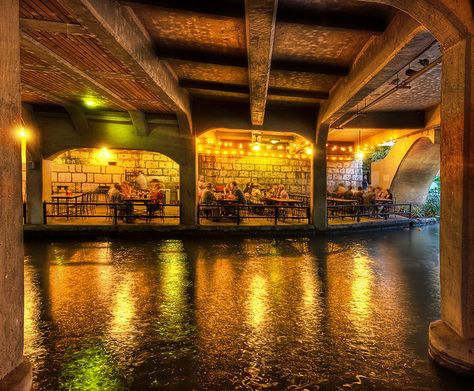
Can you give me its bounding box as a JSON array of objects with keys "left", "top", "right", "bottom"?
[
  {"left": 23, "top": 105, "right": 45, "bottom": 224},
  {"left": 0, "top": 0, "right": 32, "bottom": 389},
  {"left": 311, "top": 124, "right": 328, "bottom": 231},
  {"left": 179, "top": 136, "right": 197, "bottom": 225},
  {"left": 428, "top": 37, "right": 474, "bottom": 373}
]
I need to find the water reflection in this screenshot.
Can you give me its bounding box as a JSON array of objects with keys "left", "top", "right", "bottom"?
[{"left": 24, "top": 226, "right": 472, "bottom": 390}]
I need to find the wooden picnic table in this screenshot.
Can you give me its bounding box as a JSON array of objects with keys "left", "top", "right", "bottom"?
[
  {"left": 327, "top": 197, "right": 358, "bottom": 204},
  {"left": 266, "top": 197, "right": 301, "bottom": 204}
]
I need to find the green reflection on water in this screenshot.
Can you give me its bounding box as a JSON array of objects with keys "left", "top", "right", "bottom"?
[{"left": 59, "top": 345, "right": 126, "bottom": 391}]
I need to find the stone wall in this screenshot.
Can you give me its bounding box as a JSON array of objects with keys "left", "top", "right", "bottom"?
[
  {"left": 199, "top": 154, "right": 311, "bottom": 194},
  {"left": 199, "top": 155, "right": 363, "bottom": 194},
  {"left": 327, "top": 159, "right": 363, "bottom": 191},
  {"left": 51, "top": 148, "right": 180, "bottom": 194}
]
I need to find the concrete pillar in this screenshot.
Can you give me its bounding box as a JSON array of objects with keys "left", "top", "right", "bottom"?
[
  {"left": 0, "top": 0, "right": 32, "bottom": 389},
  {"left": 428, "top": 37, "right": 474, "bottom": 373},
  {"left": 311, "top": 124, "right": 328, "bottom": 231},
  {"left": 179, "top": 136, "right": 197, "bottom": 225},
  {"left": 23, "top": 106, "right": 45, "bottom": 224}
]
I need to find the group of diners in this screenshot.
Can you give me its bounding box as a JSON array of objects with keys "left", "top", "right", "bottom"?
[
  {"left": 198, "top": 178, "right": 291, "bottom": 207},
  {"left": 107, "top": 177, "right": 166, "bottom": 223},
  {"left": 328, "top": 183, "right": 393, "bottom": 205}
]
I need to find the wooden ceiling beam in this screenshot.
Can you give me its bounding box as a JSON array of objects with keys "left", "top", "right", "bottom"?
[
  {"left": 59, "top": 0, "right": 192, "bottom": 133},
  {"left": 245, "top": 0, "right": 278, "bottom": 126}
]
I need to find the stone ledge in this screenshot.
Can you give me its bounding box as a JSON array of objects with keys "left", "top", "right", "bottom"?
[
  {"left": 23, "top": 220, "right": 435, "bottom": 237},
  {"left": 429, "top": 320, "right": 474, "bottom": 375},
  {"left": 0, "top": 359, "right": 32, "bottom": 391}
]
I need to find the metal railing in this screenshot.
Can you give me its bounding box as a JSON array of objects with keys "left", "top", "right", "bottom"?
[
  {"left": 43, "top": 201, "right": 180, "bottom": 224},
  {"left": 197, "top": 204, "right": 311, "bottom": 225},
  {"left": 327, "top": 203, "right": 412, "bottom": 222}
]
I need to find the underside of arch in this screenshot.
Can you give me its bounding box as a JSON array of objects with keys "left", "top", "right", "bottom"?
[{"left": 390, "top": 137, "right": 440, "bottom": 204}]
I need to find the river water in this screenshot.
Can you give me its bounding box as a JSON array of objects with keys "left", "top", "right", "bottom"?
[{"left": 24, "top": 225, "right": 472, "bottom": 390}]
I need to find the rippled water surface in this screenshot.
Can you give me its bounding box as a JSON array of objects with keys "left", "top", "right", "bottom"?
[{"left": 24, "top": 225, "right": 471, "bottom": 390}]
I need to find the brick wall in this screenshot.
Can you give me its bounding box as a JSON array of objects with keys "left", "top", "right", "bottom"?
[
  {"left": 51, "top": 148, "right": 180, "bottom": 194},
  {"left": 327, "top": 159, "right": 363, "bottom": 191}
]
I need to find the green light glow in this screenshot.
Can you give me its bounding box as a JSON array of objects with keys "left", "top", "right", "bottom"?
[
  {"left": 85, "top": 100, "right": 97, "bottom": 107},
  {"left": 59, "top": 345, "right": 126, "bottom": 391}
]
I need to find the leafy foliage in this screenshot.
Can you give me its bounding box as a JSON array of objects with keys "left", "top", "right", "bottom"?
[{"left": 369, "top": 146, "right": 392, "bottom": 162}]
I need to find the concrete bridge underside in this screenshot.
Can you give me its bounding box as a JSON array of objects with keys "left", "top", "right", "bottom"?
[{"left": 2, "top": 1, "right": 474, "bottom": 390}]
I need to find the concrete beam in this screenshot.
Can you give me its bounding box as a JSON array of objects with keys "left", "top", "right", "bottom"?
[
  {"left": 179, "top": 79, "right": 328, "bottom": 100},
  {"left": 343, "top": 110, "right": 425, "bottom": 129},
  {"left": 158, "top": 46, "right": 349, "bottom": 76},
  {"left": 425, "top": 104, "right": 441, "bottom": 129},
  {"left": 193, "top": 98, "right": 316, "bottom": 141},
  {"left": 319, "top": 11, "right": 426, "bottom": 128},
  {"left": 22, "top": 83, "right": 89, "bottom": 134},
  {"left": 128, "top": 110, "right": 149, "bottom": 136},
  {"left": 20, "top": 18, "right": 86, "bottom": 35},
  {"left": 245, "top": 0, "right": 278, "bottom": 125},
  {"left": 60, "top": 0, "right": 192, "bottom": 133}
]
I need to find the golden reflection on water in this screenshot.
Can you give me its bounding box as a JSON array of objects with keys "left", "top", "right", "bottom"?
[
  {"left": 156, "top": 240, "right": 190, "bottom": 343},
  {"left": 24, "top": 264, "right": 46, "bottom": 363},
  {"left": 247, "top": 274, "right": 268, "bottom": 328},
  {"left": 110, "top": 276, "right": 136, "bottom": 336},
  {"left": 350, "top": 254, "right": 373, "bottom": 322}
]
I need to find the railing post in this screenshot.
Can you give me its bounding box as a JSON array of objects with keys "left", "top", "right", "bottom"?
[
  {"left": 307, "top": 206, "right": 311, "bottom": 224},
  {"left": 237, "top": 205, "right": 241, "bottom": 225},
  {"left": 409, "top": 204, "right": 412, "bottom": 218},
  {"left": 113, "top": 204, "right": 118, "bottom": 225},
  {"left": 43, "top": 201, "right": 47, "bottom": 225},
  {"left": 274, "top": 206, "right": 279, "bottom": 225}
]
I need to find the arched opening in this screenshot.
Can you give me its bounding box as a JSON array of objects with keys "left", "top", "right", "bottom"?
[
  {"left": 50, "top": 148, "right": 180, "bottom": 198},
  {"left": 196, "top": 129, "right": 313, "bottom": 224},
  {"left": 44, "top": 148, "right": 181, "bottom": 225},
  {"left": 390, "top": 137, "right": 440, "bottom": 204}
]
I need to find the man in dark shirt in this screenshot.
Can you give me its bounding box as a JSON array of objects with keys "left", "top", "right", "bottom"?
[{"left": 230, "top": 181, "right": 247, "bottom": 204}]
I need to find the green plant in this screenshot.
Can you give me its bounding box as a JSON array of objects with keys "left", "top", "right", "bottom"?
[{"left": 369, "top": 146, "right": 392, "bottom": 162}]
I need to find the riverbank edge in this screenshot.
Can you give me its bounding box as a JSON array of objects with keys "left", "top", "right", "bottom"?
[{"left": 23, "top": 218, "right": 438, "bottom": 238}]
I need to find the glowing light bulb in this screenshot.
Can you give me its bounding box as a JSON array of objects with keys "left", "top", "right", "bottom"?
[
  {"left": 252, "top": 144, "right": 261, "bottom": 151},
  {"left": 305, "top": 147, "right": 313, "bottom": 155}
]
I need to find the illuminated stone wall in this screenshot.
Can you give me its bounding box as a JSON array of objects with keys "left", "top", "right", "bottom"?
[
  {"left": 199, "top": 154, "right": 311, "bottom": 194},
  {"left": 327, "top": 159, "right": 363, "bottom": 191},
  {"left": 51, "top": 148, "right": 180, "bottom": 195},
  {"left": 199, "top": 154, "right": 363, "bottom": 194}
]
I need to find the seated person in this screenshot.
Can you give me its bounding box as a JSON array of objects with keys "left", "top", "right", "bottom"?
[
  {"left": 278, "top": 184, "right": 289, "bottom": 200},
  {"left": 335, "top": 183, "right": 346, "bottom": 196},
  {"left": 108, "top": 183, "right": 122, "bottom": 200},
  {"left": 343, "top": 186, "right": 354, "bottom": 200},
  {"left": 243, "top": 182, "right": 253, "bottom": 194},
  {"left": 121, "top": 181, "right": 133, "bottom": 198},
  {"left": 382, "top": 189, "right": 393, "bottom": 200},
  {"left": 230, "top": 181, "right": 246, "bottom": 204},
  {"left": 148, "top": 180, "right": 165, "bottom": 217},
  {"left": 353, "top": 186, "right": 364, "bottom": 204},
  {"left": 200, "top": 182, "right": 217, "bottom": 217},
  {"left": 250, "top": 184, "right": 263, "bottom": 204}
]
